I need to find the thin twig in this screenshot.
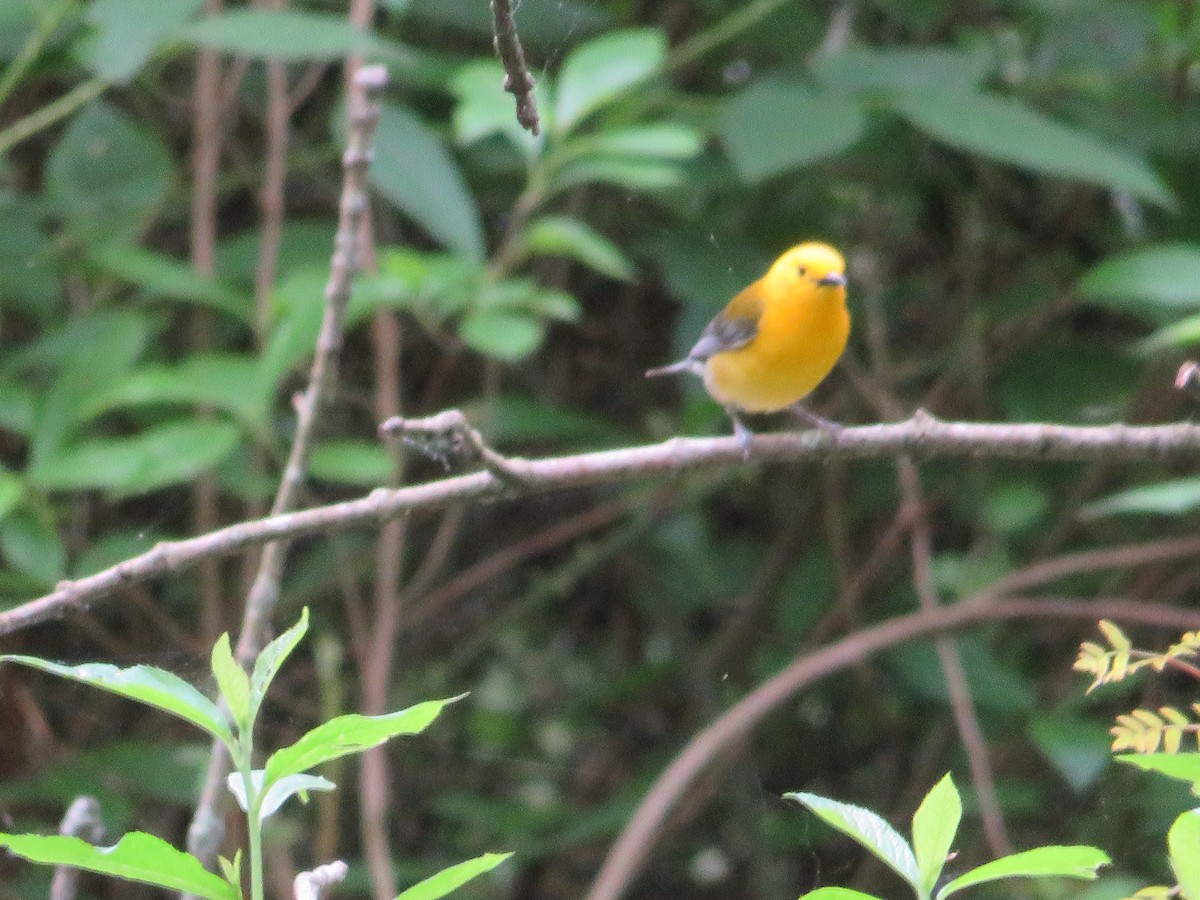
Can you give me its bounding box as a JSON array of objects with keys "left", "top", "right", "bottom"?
[
  {"left": 490, "top": 0, "right": 539, "bottom": 135},
  {"left": 50, "top": 797, "right": 104, "bottom": 900},
  {"left": 584, "top": 596, "right": 1200, "bottom": 900},
  {"left": 8, "top": 415, "right": 1200, "bottom": 638}
]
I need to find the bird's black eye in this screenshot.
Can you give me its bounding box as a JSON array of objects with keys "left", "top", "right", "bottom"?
[{"left": 797, "top": 265, "right": 807, "bottom": 276}]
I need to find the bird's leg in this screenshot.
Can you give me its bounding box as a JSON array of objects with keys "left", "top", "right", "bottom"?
[
  {"left": 788, "top": 403, "right": 841, "bottom": 433},
  {"left": 727, "top": 408, "right": 754, "bottom": 459}
]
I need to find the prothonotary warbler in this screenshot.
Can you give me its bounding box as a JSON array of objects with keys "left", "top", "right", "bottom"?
[{"left": 646, "top": 241, "right": 849, "bottom": 456}]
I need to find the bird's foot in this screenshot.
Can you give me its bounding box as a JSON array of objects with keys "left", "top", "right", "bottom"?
[
  {"left": 729, "top": 411, "right": 755, "bottom": 460},
  {"left": 788, "top": 404, "right": 841, "bottom": 433}
]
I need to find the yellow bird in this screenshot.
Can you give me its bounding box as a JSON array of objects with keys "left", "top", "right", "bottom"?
[{"left": 646, "top": 241, "right": 850, "bottom": 455}]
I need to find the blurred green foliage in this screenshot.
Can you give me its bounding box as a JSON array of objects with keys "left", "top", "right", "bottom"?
[{"left": 1, "top": 0, "right": 1200, "bottom": 897}]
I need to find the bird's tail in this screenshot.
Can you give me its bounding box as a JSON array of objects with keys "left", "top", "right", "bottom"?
[{"left": 645, "top": 359, "right": 694, "bottom": 378}]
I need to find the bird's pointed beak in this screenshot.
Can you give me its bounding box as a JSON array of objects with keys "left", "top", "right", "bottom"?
[{"left": 817, "top": 272, "right": 846, "bottom": 287}]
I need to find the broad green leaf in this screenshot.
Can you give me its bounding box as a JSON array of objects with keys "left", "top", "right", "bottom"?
[
  {"left": 78, "top": 0, "right": 205, "bottom": 81},
  {"left": 30, "top": 420, "right": 241, "bottom": 497},
  {"left": 786, "top": 792, "right": 922, "bottom": 894},
  {"left": 310, "top": 440, "right": 395, "bottom": 487},
  {"left": 892, "top": 91, "right": 1174, "bottom": 209},
  {"left": 396, "top": 852, "right": 514, "bottom": 900},
  {"left": 522, "top": 216, "right": 633, "bottom": 281},
  {"left": 460, "top": 310, "right": 544, "bottom": 361},
  {"left": 551, "top": 155, "right": 683, "bottom": 194},
  {"left": 83, "top": 354, "right": 271, "bottom": 428},
  {"left": 937, "top": 846, "right": 1109, "bottom": 898},
  {"left": 211, "top": 634, "right": 250, "bottom": 731},
  {"left": 181, "top": 10, "right": 379, "bottom": 60},
  {"left": 264, "top": 696, "right": 463, "bottom": 785},
  {"left": 576, "top": 124, "right": 703, "bottom": 159},
  {"left": 1168, "top": 809, "right": 1200, "bottom": 899},
  {"left": 1078, "top": 244, "right": 1200, "bottom": 323},
  {"left": 1116, "top": 753, "right": 1200, "bottom": 791},
  {"left": 450, "top": 59, "right": 547, "bottom": 155},
  {"left": 0, "top": 192, "right": 56, "bottom": 313},
  {"left": 371, "top": 101, "right": 485, "bottom": 261},
  {"left": 1030, "top": 715, "right": 1112, "bottom": 792},
  {"left": 1081, "top": 477, "right": 1200, "bottom": 519},
  {"left": 45, "top": 101, "right": 173, "bottom": 241},
  {"left": 88, "top": 244, "right": 251, "bottom": 322},
  {"left": 249, "top": 608, "right": 309, "bottom": 725},
  {"left": 554, "top": 28, "right": 666, "bottom": 133},
  {"left": 0, "top": 832, "right": 237, "bottom": 900},
  {"left": 799, "top": 890, "right": 883, "bottom": 900},
  {"left": 720, "top": 80, "right": 866, "bottom": 182},
  {"left": 0, "top": 507, "right": 64, "bottom": 586},
  {"left": 0, "top": 467, "right": 22, "bottom": 522},
  {"left": 0, "top": 655, "right": 234, "bottom": 748},
  {"left": 912, "top": 774, "right": 960, "bottom": 895},
  {"left": 812, "top": 46, "right": 993, "bottom": 97},
  {"left": 1143, "top": 313, "right": 1200, "bottom": 350}
]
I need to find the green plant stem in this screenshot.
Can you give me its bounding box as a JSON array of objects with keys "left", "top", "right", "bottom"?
[
  {"left": 0, "top": 0, "right": 76, "bottom": 110},
  {"left": 0, "top": 76, "right": 107, "bottom": 155},
  {"left": 238, "top": 747, "right": 265, "bottom": 900},
  {"left": 665, "top": 0, "right": 794, "bottom": 72}
]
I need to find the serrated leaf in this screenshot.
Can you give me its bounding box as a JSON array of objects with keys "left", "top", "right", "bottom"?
[
  {"left": 522, "top": 215, "right": 633, "bottom": 281},
  {"left": 892, "top": 90, "right": 1174, "bottom": 208},
  {"left": 0, "top": 832, "right": 237, "bottom": 900},
  {"left": 786, "top": 792, "right": 921, "bottom": 893},
  {"left": 554, "top": 28, "right": 665, "bottom": 133},
  {"left": 720, "top": 80, "right": 866, "bottom": 182},
  {"left": 263, "top": 696, "right": 462, "bottom": 786},
  {"left": 937, "top": 846, "right": 1109, "bottom": 898},
  {"left": 395, "top": 852, "right": 514, "bottom": 900},
  {"left": 0, "top": 656, "right": 233, "bottom": 749},
  {"left": 913, "top": 774, "right": 960, "bottom": 895}
]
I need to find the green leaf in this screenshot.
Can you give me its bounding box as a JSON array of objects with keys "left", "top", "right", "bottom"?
[
  {"left": 371, "top": 101, "right": 485, "bottom": 261},
  {"left": 551, "top": 155, "right": 683, "bottom": 194},
  {"left": 211, "top": 634, "right": 250, "bottom": 732},
  {"left": 522, "top": 216, "right": 633, "bottom": 281},
  {"left": 0, "top": 468, "right": 22, "bottom": 522},
  {"left": 0, "top": 192, "right": 57, "bottom": 313},
  {"left": 1077, "top": 244, "right": 1200, "bottom": 323},
  {"left": 1081, "top": 477, "right": 1200, "bottom": 519},
  {"left": 45, "top": 101, "right": 173, "bottom": 241},
  {"left": 309, "top": 440, "right": 395, "bottom": 487},
  {"left": 1168, "top": 809, "right": 1200, "bottom": 899},
  {"left": 576, "top": 124, "right": 703, "bottom": 159},
  {"left": 786, "top": 792, "right": 922, "bottom": 895},
  {"left": 30, "top": 420, "right": 241, "bottom": 497},
  {"left": 78, "top": 0, "right": 205, "bottom": 82},
  {"left": 84, "top": 354, "right": 271, "bottom": 428},
  {"left": 0, "top": 832, "right": 238, "bottom": 900},
  {"left": 812, "top": 46, "right": 994, "bottom": 97},
  {"left": 396, "top": 852, "right": 514, "bottom": 900},
  {"left": 1030, "top": 715, "right": 1112, "bottom": 793},
  {"left": 227, "top": 769, "right": 334, "bottom": 822},
  {"left": 0, "top": 507, "right": 64, "bottom": 586},
  {"left": 180, "top": 10, "right": 380, "bottom": 60},
  {"left": 0, "top": 655, "right": 234, "bottom": 749},
  {"left": 799, "top": 890, "right": 884, "bottom": 900},
  {"left": 248, "top": 608, "right": 309, "bottom": 726},
  {"left": 263, "top": 696, "right": 463, "bottom": 785},
  {"left": 88, "top": 244, "right": 251, "bottom": 322},
  {"left": 892, "top": 91, "right": 1174, "bottom": 209},
  {"left": 937, "top": 846, "right": 1110, "bottom": 898},
  {"left": 554, "top": 28, "right": 666, "bottom": 133},
  {"left": 450, "top": 59, "right": 547, "bottom": 155},
  {"left": 719, "top": 80, "right": 867, "bottom": 182},
  {"left": 912, "top": 774, "right": 960, "bottom": 895},
  {"left": 1116, "top": 753, "right": 1200, "bottom": 791},
  {"left": 460, "top": 310, "right": 544, "bottom": 361}
]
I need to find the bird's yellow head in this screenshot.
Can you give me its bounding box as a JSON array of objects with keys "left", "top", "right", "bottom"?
[{"left": 762, "top": 242, "right": 847, "bottom": 301}]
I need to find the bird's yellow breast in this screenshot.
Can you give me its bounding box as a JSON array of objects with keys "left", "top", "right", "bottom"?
[{"left": 703, "top": 283, "right": 850, "bottom": 413}]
